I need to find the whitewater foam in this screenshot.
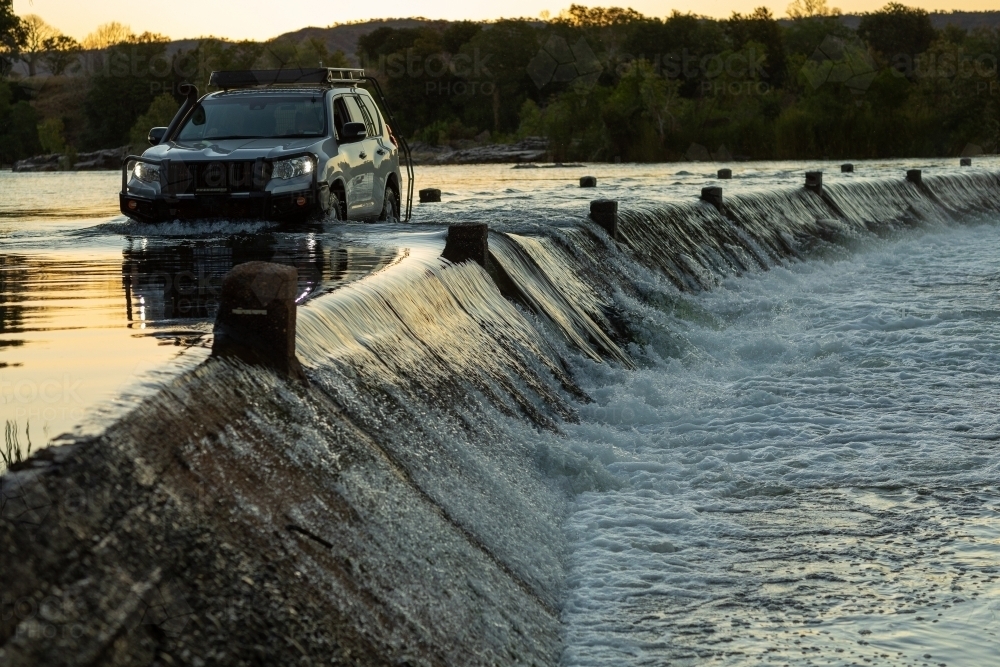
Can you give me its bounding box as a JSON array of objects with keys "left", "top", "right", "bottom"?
[{"left": 560, "top": 223, "right": 1000, "bottom": 665}]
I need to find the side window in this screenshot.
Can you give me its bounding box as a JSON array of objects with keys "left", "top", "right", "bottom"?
[
  {"left": 332, "top": 97, "right": 349, "bottom": 139},
  {"left": 342, "top": 96, "right": 368, "bottom": 136},
  {"left": 356, "top": 95, "right": 383, "bottom": 136}
]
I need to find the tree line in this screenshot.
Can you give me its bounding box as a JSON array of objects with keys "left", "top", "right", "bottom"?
[{"left": 2, "top": 0, "right": 999, "bottom": 165}]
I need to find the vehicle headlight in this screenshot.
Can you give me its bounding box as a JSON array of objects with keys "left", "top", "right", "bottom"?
[
  {"left": 272, "top": 156, "right": 315, "bottom": 180},
  {"left": 133, "top": 162, "right": 160, "bottom": 183}
]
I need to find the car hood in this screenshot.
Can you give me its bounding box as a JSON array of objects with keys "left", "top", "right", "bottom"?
[{"left": 141, "top": 137, "right": 330, "bottom": 161}]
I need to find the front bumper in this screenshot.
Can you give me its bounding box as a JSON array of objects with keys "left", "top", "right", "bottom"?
[
  {"left": 120, "top": 154, "right": 325, "bottom": 223},
  {"left": 119, "top": 189, "right": 324, "bottom": 223}
]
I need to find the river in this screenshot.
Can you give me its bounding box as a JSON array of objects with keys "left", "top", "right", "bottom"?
[{"left": 1, "top": 158, "right": 998, "bottom": 665}]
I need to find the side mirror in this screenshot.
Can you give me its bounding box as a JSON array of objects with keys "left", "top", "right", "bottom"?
[
  {"left": 148, "top": 127, "right": 168, "bottom": 146},
  {"left": 341, "top": 122, "right": 367, "bottom": 143}
]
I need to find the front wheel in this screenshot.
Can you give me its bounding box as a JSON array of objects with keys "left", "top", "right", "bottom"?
[{"left": 378, "top": 184, "right": 400, "bottom": 222}]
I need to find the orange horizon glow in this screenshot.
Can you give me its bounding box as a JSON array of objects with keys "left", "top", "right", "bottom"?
[{"left": 11, "top": 0, "right": 1000, "bottom": 43}]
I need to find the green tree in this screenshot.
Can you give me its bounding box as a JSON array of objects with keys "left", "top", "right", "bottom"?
[
  {"left": 128, "top": 93, "right": 179, "bottom": 153},
  {"left": 558, "top": 4, "right": 645, "bottom": 28},
  {"left": 625, "top": 12, "right": 729, "bottom": 98},
  {"left": 19, "top": 14, "right": 58, "bottom": 76},
  {"left": 462, "top": 21, "right": 541, "bottom": 133},
  {"left": 37, "top": 116, "right": 65, "bottom": 153},
  {"left": 518, "top": 86, "right": 610, "bottom": 161},
  {"left": 0, "top": 0, "right": 26, "bottom": 77},
  {"left": 728, "top": 8, "right": 788, "bottom": 87},
  {"left": 358, "top": 26, "right": 459, "bottom": 136},
  {"left": 443, "top": 22, "right": 482, "bottom": 54},
  {"left": 297, "top": 38, "right": 348, "bottom": 68},
  {"left": 782, "top": 14, "right": 852, "bottom": 62},
  {"left": 857, "top": 3, "right": 936, "bottom": 69},
  {"left": 0, "top": 80, "right": 42, "bottom": 163},
  {"left": 173, "top": 39, "right": 266, "bottom": 90},
  {"left": 786, "top": 0, "right": 840, "bottom": 19},
  {"left": 41, "top": 35, "right": 81, "bottom": 75},
  {"left": 262, "top": 37, "right": 299, "bottom": 68},
  {"left": 82, "top": 22, "right": 134, "bottom": 50},
  {"left": 82, "top": 37, "right": 172, "bottom": 150}
]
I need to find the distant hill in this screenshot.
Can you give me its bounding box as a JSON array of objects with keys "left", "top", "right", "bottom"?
[
  {"left": 159, "top": 12, "right": 1000, "bottom": 65},
  {"left": 155, "top": 19, "right": 452, "bottom": 64},
  {"left": 274, "top": 19, "right": 451, "bottom": 63},
  {"left": 779, "top": 10, "right": 1000, "bottom": 30},
  {"left": 9, "top": 12, "right": 1000, "bottom": 79},
  {"left": 6, "top": 19, "right": 450, "bottom": 78},
  {"left": 913, "top": 10, "right": 1000, "bottom": 30}
]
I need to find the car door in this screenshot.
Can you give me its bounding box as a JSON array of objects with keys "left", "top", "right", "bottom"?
[
  {"left": 330, "top": 96, "right": 355, "bottom": 217},
  {"left": 356, "top": 93, "right": 395, "bottom": 215},
  {"left": 340, "top": 95, "right": 376, "bottom": 216}
]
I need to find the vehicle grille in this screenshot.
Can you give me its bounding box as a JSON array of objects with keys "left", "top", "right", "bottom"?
[{"left": 163, "top": 160, "right": 271, "bottom": 195}]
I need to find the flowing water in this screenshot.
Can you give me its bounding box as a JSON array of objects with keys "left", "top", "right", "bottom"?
[
  {"left": 2, "top": 158, "right": 1000, "bottom": 665},
  {"left": 560, "top": 226, "right": 1000, "bottom": 666}
]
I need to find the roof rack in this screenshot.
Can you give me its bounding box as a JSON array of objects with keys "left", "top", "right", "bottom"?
[{"left": 209, "top": 68, "right": 365, "bottom": 89}]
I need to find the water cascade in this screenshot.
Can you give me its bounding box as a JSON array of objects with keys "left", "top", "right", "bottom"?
[{"left": 3, "top": 170, "right": 1000, "bottom": 664}]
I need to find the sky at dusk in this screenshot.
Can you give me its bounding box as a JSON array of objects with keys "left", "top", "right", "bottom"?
[{"left": 12, "top": 0, "right": 1000, "bottom": 42}]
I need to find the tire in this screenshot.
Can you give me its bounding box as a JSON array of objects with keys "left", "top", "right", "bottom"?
[{"left": 378, "top": 184, "right": 400, "bottom": 222}]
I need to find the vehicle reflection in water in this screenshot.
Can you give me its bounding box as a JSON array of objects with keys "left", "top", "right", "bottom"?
[
  {"left": 120, "top": 232, "right": 404, "bottom": 327},
  {"left": 0, "top": 227, "right": 404, "bottom": 461}
]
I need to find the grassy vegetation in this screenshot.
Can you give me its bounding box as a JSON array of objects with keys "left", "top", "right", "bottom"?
[{"left": 1, "top": 420, "right": 33, "bottom": 471}]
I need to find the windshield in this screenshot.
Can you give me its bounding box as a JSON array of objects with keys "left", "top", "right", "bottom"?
[{"left": 176, "top": 95, "right": 328, "bottom": 141}]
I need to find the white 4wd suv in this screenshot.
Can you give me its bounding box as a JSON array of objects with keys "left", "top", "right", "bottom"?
[{"left": 120, "top": 68, "right": 413, "bottom": 223}]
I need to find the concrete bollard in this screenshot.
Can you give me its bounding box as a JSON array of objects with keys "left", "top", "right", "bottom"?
[
  {"left": 960, "top": 158, "right": 972, "bottom": 167},
  {"left": 701, "top": 186, "right": 724, "bottom": 211},
  {"left": 906, "top": 169, "right": 922, "bottom": 185},
  {"left": 805, "top": 171, "right": 823, "bottom": 193},
  {"left": 419, "top": 188, "right": 442, "bottom": 203},
  {"left": 213, "top": 261, "right": 302, "bottom": 378},
  {"left": 580, "top": 176, "right": 597, "bottom": 188},
  {"left": 841, "top": 163, "right": 854, "bottom": 173},
  {"left": 717, "top": 168, "right": 732, "bottom": 179},
  {"left": 442, "top": 223, "right": 489, "bottom": 266},
  {"left": 590, "top": 199, "right": 619, "bottom": 239}
]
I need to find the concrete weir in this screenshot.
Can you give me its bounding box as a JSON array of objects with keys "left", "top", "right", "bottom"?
[
  {"left": 5, "top": 169, "right": 1000, "bottom": 665},
  {"left": 701, "top": 185, "right": 724, "bottom": 210},
  {"left": 805, "top": 170, "right": 823, "bottom": 193},
  {"left": 419, "top": 187, "right": 442, "bottom": 203},
  {"left": 442, "top": 223, "right": 489, "bottom": 266},
  {"left": 589, "top": 199, "right": 619, "bottom": 239},
  {"left": 1, "top": 247, "right": 575, "bottom": 665},
  {"left": 212, "top": 261, "right": 303, "bottom": 378},
  {"left": 0, "top": 360, "right": 563, "bottom": 664}
]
